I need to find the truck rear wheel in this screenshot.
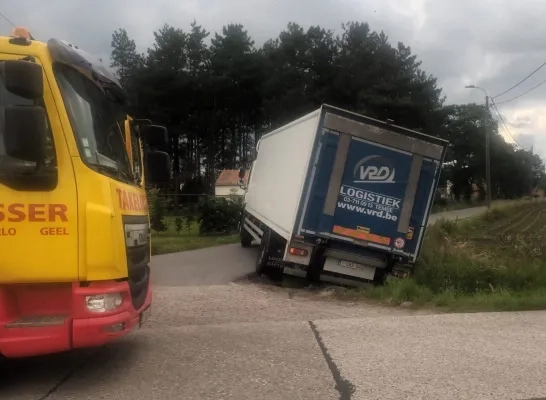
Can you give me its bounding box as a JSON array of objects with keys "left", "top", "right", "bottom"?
[
  {"left": 256, "top": 230, "right": 283, "bottom": 281},
  {"left": 256, "top": 230, "right": 271, "bottom": 274},
  {"left": 373, "top": 257, "right": 396, "bottom": 285},
  {"left": 306, "top": 246, "right": 325, "bottom": 282},
  {"left": 240, "top": 216, "right": 252, "bottom": 248}
]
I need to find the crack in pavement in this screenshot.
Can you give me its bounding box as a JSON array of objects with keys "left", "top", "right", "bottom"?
[
  {"left": 308, "top": 320, "right": 355, "bottom": 400},
  {"left": 36, "top": 347, "right": 104, "bottom": 400}
]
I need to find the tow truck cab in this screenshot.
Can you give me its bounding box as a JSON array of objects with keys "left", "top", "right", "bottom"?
[{"left": 0, "top": 28, "right": 170, "bottom": 358}]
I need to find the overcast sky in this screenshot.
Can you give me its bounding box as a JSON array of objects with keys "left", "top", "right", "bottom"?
[{"left": 3, "top": 0, "right": 546, "bottom": 157}]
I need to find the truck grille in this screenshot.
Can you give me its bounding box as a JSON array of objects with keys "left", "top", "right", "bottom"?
[{"left": 122, "top": 215, "right": 151, "bottom": 310}]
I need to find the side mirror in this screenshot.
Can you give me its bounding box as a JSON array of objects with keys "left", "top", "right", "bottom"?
[
  {"left": 0, "top": 60, "right": 43, "bottom": 99},
  {"left": 3, "top": 106, "right": 47, "bottom": 162},
  {"left": 141, "top": 125, "right": 168, "bottom": 150},
  {"left": 238, "top": 167, "right": 246, "bottom": 179},
  {"left": 133, "top": 119, "right": 152, "bottom": 127},
  {"left": 145, "top": 150, "right": 171, "bottom": 184}
]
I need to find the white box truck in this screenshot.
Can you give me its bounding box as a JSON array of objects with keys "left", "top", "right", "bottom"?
[{"left": 238, "top": 105, "right": 448, "bottom": 285}]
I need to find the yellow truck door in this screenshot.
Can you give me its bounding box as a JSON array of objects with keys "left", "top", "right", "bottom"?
[{"left": 0, "top": 53, "right": 78, "bottom": 283}]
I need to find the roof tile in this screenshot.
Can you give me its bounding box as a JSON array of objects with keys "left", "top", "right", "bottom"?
[{"left": 215, "top": 169, "right": 249, "bottom": 186}]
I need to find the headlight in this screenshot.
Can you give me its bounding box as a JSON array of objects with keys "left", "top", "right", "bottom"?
[{"left": 85, "top": 293, "right": 123, "bottom": 313}]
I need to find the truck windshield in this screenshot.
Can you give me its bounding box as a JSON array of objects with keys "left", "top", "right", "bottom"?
[{"left": 53, "top": 63, "right": 133, "bottom": 183}]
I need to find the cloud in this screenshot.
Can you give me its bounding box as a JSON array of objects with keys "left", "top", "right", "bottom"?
[
  {"left": 509, "top": 115, "right": 534, "bottom": 129},
  {"left": 515, "top": 133, "right": 535, "bottom": 150},
  {"left": 2, "top": 0, "right": 546, "bottom": 157}
]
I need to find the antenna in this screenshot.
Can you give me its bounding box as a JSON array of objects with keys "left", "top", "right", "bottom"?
[
  {"left": 0, "top": 11, "right": 35, "bottom": 40},
  {"left": 0, "top": 11, "right": 15, "bottom": 27}
]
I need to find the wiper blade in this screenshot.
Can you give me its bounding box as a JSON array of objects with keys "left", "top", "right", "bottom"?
[{"left": 93, "top": 163, "right": 132, "bottom": 182}]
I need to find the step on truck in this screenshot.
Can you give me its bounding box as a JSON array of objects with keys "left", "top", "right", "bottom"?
[
  {"left": 239, "top": 104, "right": 448, "bottom": 285},
  {"left": 0, "top": 27, "right": 171, "bottom": 358}
]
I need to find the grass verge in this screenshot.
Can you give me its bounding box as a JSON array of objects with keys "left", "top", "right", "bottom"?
[
  {"left": 151, "top": 216, "right": 239, "bottom": 255},
  {"left": 344, "top": 199, "right": 546, "bottom": 312},
  {"left": 430, "top": 197, "right": 533, "bottom": 214},
  {"left": 152, "top": 235, "right": 239, "bottom": 255}
]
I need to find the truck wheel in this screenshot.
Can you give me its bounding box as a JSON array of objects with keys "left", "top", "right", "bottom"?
[
  {"left": 373, "top": 268, "right": 388, "bottom": 285},
  {"left": 255, "top": 230, "right": 283, "bottom": 281},
  {"left": 373, "top": 257, "right": 395, "bottom": 285},
  {"left": 256, "top": 229, "right": 271, "bottom": 275},
  {"left": 306, "top": 247, "right": 325, "bottom": 282},
  {"left": 240, "top": 218, "right": 252, "bottom": 248}
]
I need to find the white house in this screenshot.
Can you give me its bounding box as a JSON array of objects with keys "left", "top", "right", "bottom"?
[{"left": 214, "top": 169, "right": 249, "bottom": 197}]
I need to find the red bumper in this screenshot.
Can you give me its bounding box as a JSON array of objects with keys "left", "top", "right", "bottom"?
[{"left": 0, "top": 280, "right": 152, "bottom": 358}]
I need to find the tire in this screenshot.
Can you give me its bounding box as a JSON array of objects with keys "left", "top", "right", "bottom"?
[
  {"left": 255, "top": 229, "right": 271, "bottom": 275},
  {"left": 240, "top": 218, "right": 252, "bottom": 248},
  {"left": 306, "top": 247, "right": 325, "bottom": 283},
  {"left": 255, "top": 230, "right": 284, "bottom": 281},
  {"left": 372, "top": 268, "right": 388, "bottom": 286},
  {"left": 373, "top": 257, "right": 395, "bottom": 285}
]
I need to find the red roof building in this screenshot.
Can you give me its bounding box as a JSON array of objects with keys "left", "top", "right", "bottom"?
[{"left": 215, "top": 169, "right": 249, "bottom": 186}]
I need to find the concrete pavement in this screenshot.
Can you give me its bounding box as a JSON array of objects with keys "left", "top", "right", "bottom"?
[
  {"left": 4, "top": 282, "right": 546, "bottom": 399},
  {"left": 151, "top": 243, "right": 257, "bottom": 287},
  {"left": 3, "top": 205, "right": 546, "bottom": 400},
  {"left": 315, "top": 312, "right": 546, "bottom": 399}
]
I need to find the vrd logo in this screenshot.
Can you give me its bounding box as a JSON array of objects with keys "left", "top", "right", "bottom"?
[{"left": 353, "top": 155, "right": 395, "bottom": 183}]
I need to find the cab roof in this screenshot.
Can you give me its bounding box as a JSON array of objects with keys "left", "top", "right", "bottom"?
[{"left": 1, "top": 28, "right": 124, "bottom": 99}]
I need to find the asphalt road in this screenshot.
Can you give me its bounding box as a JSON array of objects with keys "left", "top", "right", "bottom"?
[{"left": 2, "top": 206, "right": 546, "bottom": 400}]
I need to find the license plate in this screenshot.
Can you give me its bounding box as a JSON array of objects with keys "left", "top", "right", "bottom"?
[
  {"left": 139, "top": 306, "right": 151, "bottom": 328},
  {"left": 323, "top": 257, "right": 376, "bottom": 280},
  {"left": 338, "top": 259, "right": 367, "bottom": 270}
]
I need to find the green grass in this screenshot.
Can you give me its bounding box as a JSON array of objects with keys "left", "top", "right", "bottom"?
[
  {"left": 430, "top": 197, "right": 534, "bottom": 214},
  {"left": 431, "top": 200, "right": 480, "bottom": 214},
  {"left": 345, "top": 199, "right": 546, "bottom": 312},
  {"left": 151, "top": 235, "right": 239, "bottom": 255},
  {"left": 151, "top": 216, "right": 239, "bottom": 255},
  {"left": 341, "top": 279, "right": 546, "bottom": 312}
]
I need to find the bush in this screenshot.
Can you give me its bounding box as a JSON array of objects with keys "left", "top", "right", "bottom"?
[
  {"left": 185, "top": 207, "right": 196, "bottom": 235},
  {"left": 433, "top": 191, "right": 448, "bottom": 207},
  {"left": 174, "top": 217, "right": 183, "bottom": 235},
  {"left": 148, "top": 188, "right": 169, "bottom": 233},
  {"left": 197, "top": 196, "right": 243, "bottom": 235}
]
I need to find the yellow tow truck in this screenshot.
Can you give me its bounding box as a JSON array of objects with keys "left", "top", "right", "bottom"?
[{"left": 0, "top": 27, "right": 170, "bottom": 358}]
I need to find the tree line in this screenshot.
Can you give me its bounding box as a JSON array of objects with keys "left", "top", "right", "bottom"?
[{"left": 110, "top": 20, "right": 546, "bottom": 202}]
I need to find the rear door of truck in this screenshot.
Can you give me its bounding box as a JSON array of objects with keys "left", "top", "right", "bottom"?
[{"left": 295, "top": 106, "right": 447, "bottom": 278}]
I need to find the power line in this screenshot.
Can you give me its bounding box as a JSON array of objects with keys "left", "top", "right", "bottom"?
[
  {"left": 489, "top": 97, "right": 523, "bottom": 148},
  {"left": 494, "top": 78, "right": 546, "bottom": 105},
  {"left": 491, "top": 101, "right": 520, "bottom": 147},
  {"left": 492, "top": 61, "right": 546, "bottom": 99},
  {"left": 0, "top": 11, "right": 15, "bottom": 27},
  {"left": 491, "top": 116, "right": 518, "bottom": 147}
]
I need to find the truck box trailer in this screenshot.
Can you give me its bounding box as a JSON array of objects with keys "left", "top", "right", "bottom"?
[{"left": 239, "top": 104, "right": 448, "bottom": 285}]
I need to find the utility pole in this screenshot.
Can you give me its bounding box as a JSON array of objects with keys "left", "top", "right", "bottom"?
[
  {"left": 465, "top": 85, "right": 492, "bottom": 209},
  {"left": 530, "top": 146, "right": 534, "bottom": 196},
  {"left": 484, "top": 95, "right": 492, "bottom": 209}
]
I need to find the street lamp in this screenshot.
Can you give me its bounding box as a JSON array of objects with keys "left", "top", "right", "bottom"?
[{"left": 465, "top": 85, "right": 492, "bottom": 209}]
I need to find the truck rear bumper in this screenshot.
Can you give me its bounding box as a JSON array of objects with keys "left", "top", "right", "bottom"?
[{"left": 0, "top": 280, "right": 152, "bottom": 358}]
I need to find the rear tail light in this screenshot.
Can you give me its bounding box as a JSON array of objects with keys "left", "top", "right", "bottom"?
[{"left": 289, "top": 247, "right": 308, "bottom": 256}]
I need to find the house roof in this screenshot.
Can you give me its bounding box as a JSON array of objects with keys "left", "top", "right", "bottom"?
[{"left": 215, "top": 169, "right": 249, "bottom": 186}]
